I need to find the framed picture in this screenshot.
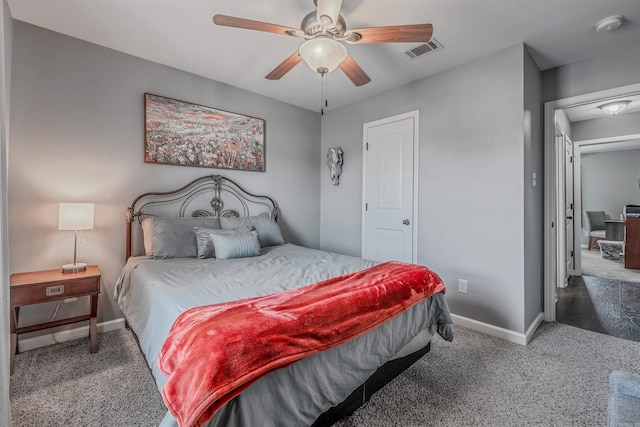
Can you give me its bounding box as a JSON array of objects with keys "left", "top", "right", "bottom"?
[{"left": 144, "top": 93, "right": 265, "bottom": 172}]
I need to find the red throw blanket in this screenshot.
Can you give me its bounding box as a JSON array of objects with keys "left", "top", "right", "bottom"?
[{"left": 158, "top": 261, "right": 445, "bottom": 427}]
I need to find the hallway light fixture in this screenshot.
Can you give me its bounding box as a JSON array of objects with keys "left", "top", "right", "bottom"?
[{"left": 598, "top": 100, "right": 630, "bottom": 115}]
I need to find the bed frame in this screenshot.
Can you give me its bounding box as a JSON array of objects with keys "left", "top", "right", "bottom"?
[
  {"left": 124, "top": 173, "right": 431, "bottom": 425},
  {"left": 125, "top": 174, "right": 278, "bottom": 259}
]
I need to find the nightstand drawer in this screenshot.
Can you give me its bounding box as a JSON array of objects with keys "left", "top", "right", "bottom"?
[
  {"left": 10, "top": 276, "right": 100, "bottom": 306},
  {"left": 11, "top": 277, "right": 100, "bottom": 305}
]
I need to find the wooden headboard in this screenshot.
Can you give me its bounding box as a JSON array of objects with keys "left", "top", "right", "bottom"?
[{"left": 126, "top": 174, "right": 279, "bottom": 259}]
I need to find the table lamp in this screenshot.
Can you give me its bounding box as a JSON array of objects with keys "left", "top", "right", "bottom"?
[{"left": 58, "top": 202, "right": 94, "bottom": 273}]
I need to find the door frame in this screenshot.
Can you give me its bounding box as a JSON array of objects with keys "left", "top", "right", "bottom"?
[
  {"left": 554, "top": 128, "right": 575, "bottom": 289},
  {"left": 362, "top": 110, "right": 420, "bottom": 263},
  {"left": 572, "top": 133, "right": 640, "bottom": 275},
  {"left": 544, "top": 82, "right": 640, "bottom": 322}
]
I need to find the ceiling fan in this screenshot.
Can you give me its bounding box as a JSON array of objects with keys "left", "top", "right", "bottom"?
[{"left": 213, "top": 0, "right": 433, "bottom": 87}]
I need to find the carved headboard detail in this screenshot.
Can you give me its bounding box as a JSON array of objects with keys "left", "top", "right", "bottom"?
[{"left": 126, "top": 174, "right": 279, "bottom": 259}]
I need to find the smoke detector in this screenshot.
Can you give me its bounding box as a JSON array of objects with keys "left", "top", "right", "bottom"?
[{"left": 595, "top": 15, "right": 624, "bottom": 32}]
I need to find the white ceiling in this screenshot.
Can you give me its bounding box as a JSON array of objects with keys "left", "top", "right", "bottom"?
[{"left": 7, "top": 0, "right": 640, "bottom": 112}]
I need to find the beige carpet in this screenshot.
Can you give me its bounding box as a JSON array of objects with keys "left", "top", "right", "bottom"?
[
  {"left": 581, "top": 247, "right": 640, "bottom": 282},
  {"left": 11, "top": 324, "right": 640, "bottom": 426}
]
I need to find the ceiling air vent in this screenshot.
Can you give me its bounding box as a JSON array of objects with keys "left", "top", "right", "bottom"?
[{"left": 405, "top": 38, "right": 443, "bottom": 59}]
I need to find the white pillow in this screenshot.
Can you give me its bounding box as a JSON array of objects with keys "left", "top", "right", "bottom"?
[{"left": 141, "top": 218, "right": 153, "bottom": 256}]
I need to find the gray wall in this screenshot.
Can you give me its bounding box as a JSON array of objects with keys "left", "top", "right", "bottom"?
[
  {"left": 542, "top": 40, "right": 640, "bottom": 102},
  {"left": 581, "top": 148, "right": 640, "bottom": 230},
  {"left": 9, "top": 22, "right": 321, "bottom": 334},
  {"left": 321, "top": 44, "right": 536, "bottom": 334},
  {"left": 573, "top": 111, "right": 640, "bottom": 142},
  {"left": 523, "top": 47, "right": 544, "bottom": 331},
  {"left": 0, "top": 0, "right": 11, "bottom": 423}
]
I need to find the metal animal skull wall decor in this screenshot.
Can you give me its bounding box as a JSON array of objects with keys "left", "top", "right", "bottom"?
[{"left": 326, "top": 147, "right": 344, "bottom": 186}]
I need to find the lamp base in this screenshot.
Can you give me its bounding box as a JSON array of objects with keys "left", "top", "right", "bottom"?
[{"left": 62, "top": 262, "right": 87, "bottom": 274}]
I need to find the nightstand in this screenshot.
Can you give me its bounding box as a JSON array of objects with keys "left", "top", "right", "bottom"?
[{"left": 10, "top": 265, "right": 101, "bottom": 374}]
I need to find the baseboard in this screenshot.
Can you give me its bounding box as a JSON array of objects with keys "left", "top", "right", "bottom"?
[
  {"left": 450, "top": 312, "right": 544, "bottom": 346},
  {"left": 17, "top": 318, "right": 126, "bottom": 353}
]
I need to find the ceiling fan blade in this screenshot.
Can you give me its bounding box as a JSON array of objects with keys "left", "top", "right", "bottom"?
[
  {"left": 339, "top": 55, "right": 371, "bottom": 86},
  {"left": 345, "top": 23, "right": 433, "bottom": 44},
  {"left": 316, "top": 0, "right": 343, "bottom": 26},
  {"left": 265, "top": 51, "right": 303, "bottom": 80},
  {"left": 213, "top": 14, "right": 299, "bottom": 37}
]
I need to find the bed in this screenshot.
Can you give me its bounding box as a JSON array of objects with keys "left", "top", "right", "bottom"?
[{"left": 115, "top": 174, "right": 453, "bottom": 427}]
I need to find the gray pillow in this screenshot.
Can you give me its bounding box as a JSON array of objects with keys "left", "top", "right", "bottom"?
[
  {"left": 209, "top": 230, "right": 261, "bottom": 260},
  {"left": 219, "top": 213, "right": 285, "bottom": 247},
  {"left": 149, "top": 217, "right": 221, "bottom": 259},
  {"left": 193, "top": 226, "right": 253, "bottom": 259}
]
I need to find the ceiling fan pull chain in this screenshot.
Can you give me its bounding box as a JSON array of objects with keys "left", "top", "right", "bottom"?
[
  {"left": 321, "top": 71, "right": 327, "bottom": 115},
  {"left": 320, "top": 72, "right": 324, "bottom": 115},
  {"left": 325, "top": 72, "right": 329, "bottom": 109}
]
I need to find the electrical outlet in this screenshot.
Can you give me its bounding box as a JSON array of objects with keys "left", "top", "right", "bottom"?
[
  {"left": 458, "top": 279, "right": 468, "bottom": 294},
  {"left": 64, "top": 297, "right": 77, "bottom": 303}
]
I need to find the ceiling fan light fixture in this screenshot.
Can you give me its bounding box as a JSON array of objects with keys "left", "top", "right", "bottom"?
[
  {"left": 599, "top": 100, "right": 630, "bottom": 115},
  {"left": 299, "top": 37, "right": 347, "bottom": 74}
]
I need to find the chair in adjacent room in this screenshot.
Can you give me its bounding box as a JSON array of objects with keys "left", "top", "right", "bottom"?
[{"left": 584, "top": 210, "right": 606, "bottom": 250}]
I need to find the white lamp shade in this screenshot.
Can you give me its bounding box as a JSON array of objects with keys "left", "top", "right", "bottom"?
[
  {"left": 58, "top": 203, "right": 95, "bottom": 230},
  {"left": 299, "top": 37, "right": 347, "bottom": 74}
]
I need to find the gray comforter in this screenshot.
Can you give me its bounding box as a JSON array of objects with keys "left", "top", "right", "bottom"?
[{"left": 114, "top": 243, "right": 453, "bottom": 427}]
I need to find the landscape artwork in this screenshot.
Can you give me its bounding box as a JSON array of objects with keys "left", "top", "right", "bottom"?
[{"left": 144, "top": 93, "right": 265, "bottom": 171}]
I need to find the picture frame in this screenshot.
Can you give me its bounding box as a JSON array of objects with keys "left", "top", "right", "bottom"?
[{"left": 144, "top": 93, "right": 265, "bottom": 172}]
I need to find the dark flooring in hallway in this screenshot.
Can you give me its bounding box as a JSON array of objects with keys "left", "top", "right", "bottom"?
[{"left": 557, "top": 275, "right": 640, "bottom": 342}]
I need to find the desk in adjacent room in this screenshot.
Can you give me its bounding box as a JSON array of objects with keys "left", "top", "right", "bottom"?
[{"left": 625, "top": 217, "right": 640, "bottom": 270}]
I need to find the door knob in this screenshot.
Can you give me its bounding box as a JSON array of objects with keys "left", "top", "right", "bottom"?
[
  {"left": 402, "top": 219, "right": 410, "bottom": 225},
  {"left": 567, "top": 216, "right": 573, "bottom": 220}
]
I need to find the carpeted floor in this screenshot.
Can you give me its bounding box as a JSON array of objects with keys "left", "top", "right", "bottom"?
[
  {"left": 10, "top": 329, "right": 166, "bottom": 426},
  {"left": 581, "top": 247, "right": 640, "bottom": 283},
  {"left": 10, "top": 323, "right": 640, "bottom": 426},
  {"left": 335, "top": 323, "right": 639, "bottom": 427}
]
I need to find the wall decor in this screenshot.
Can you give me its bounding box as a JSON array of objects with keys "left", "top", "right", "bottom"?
[
  {"left": 144, "top": 93, "right": 265, "bottom": 172},
  {"left": 326, "top": 146, "right": 344, "bottom": 186}
]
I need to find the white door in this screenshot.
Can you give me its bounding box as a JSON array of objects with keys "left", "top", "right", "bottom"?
[
  {"left": 564, "top": 134, "right": 575, "bottom": 279},
  {"left": 362, "top": 111, "right": 418, "bottom": 263}
]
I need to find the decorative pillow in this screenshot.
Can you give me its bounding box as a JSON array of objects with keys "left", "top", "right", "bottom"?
[
  {"left": 209, "top": 230, "right": 261, "bottom": 260},
  {"left": 141, "top": 218, "right": 153, "bottom": 256},
  {"left": 193, "top": 226, "right": 253, "bottom": 259},
  {"left": 148, "top": 216, "right": 221, "bottom": 259},
  {"left": 219, "top": 212, "right": 285, "bottom": 248}
]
